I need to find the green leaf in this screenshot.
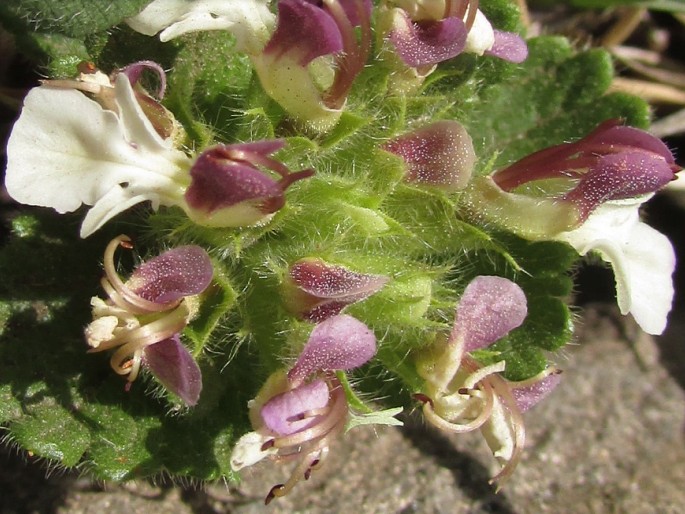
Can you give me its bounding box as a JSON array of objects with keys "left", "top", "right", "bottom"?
[{"left": 0, "top": 0, "right": 151, "bottom": 38}]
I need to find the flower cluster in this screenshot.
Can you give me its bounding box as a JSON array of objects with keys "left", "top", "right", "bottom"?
[{"left": 2, "top": 0, "right": 681, "bottom": 502}]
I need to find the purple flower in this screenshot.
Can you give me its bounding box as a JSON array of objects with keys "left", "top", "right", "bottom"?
[
  {"left": 230, "top": 314, "right": 376, "bottom": 503},
  {"left": 386, "top": 0, "right": 528, "bottom": 70},
  {"left": 415, "top": 276, "right": 560, "bottom": 485},
  {"left": 282, "top": 258, "right": 389, "bottom": 322},
  {"left": 85, "top": 235, "right": 213, "bottom": 406},
  {"left": 491, "top": 119, "right": 681, "bottom": 221},
  {"left": 184, "top": 140, "right": 314, "bottom": 227},
  {"left": 251, "top": 0, "right": 372, "bottom": 130},
  {"left": 382, "top": 120, "right": 476, "bottom": 191}
]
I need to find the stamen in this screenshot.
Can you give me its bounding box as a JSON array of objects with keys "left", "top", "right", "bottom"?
[
  {"left": 264, "top": 484, "right": 285, "bottom": 505},
  {"left": 422, "top": 379, "right": 496, "bottom": 433},
  {"left": 103, "top": 235, "right": 181, "bottom": 314}
]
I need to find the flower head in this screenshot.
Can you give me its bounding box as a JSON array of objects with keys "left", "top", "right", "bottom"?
[
  {"left": 415, "top": 276, "right": 561, "bottom": 484},
  {"left": 382, "top": 120, "right": 476, "bottom": 190},
  {"left": 230, "top": 314, "right": 378, "bottom": 503},
  {"left": 85, "top": 235, "right": 213, "bottom": 406},
  {"left": 281, "top": 258, "right": 389, "bottom": 321},
  {"left": 184, "top": 141, "right": 315, "bottom": 227}
]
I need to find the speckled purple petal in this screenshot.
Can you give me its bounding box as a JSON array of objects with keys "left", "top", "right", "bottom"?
[
  {"left": 389, "top": 13, "right": 467, "bottom": 67},
  {"left": 223, "top": 140, "right": 286, "bottom": 158},
  {"left": 144, "top": 335, "right": 202, "bottom": 406},
  {"left": 451, "top": 276, "right": 528, "bottom": 352},
  {"left": 264, "top": 0, "right": 343, "bottom": 67},
  {"left": 286, "top": 258, "right": 389, "bottom": 322},
  {"left": 382, "top": 120, "right": 475, "bottom": 191},
  {"left": 485, "top": 30, "right": 528, "bottom": 63},
  {"left": 128, "top": 246, "right": 213, "bottom": 304},
  {"left": 119, "top": 60, "right": 167, "bottom": 98},
  {"left": 260, "top": 379, "right": 330, "bottom": 435},
  {"left": 563, "top": 151, "right": 676, "bottom": 219},
  {"left": 185, "top": 146, "right": 283, "bottom": 215},
  {"left": 288, "top": 315, "right": 376, "bottom": 383},
  {"left": 512, "top": 371, "right": 562, "bottom": 412},
  {"left": 586, "top": 120, "right": 676, "bottom": 164}
]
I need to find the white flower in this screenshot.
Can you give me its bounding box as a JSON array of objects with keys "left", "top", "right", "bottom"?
[
  {"left": 557, "top": 197, "right": 675, "bottom": 335},
  {"left": 126, "top": 0, "right": 275, "bottom": 54},
  {"left": 5, "top": 74, "right": 192, "bottom": 238}
]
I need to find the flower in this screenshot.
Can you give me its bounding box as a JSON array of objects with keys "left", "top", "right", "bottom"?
[
  {"left": 281, "top": 258, "right": 389, "bottom": 321},
  {"left": 381, "top": 0, "right": 528, "bottom": 91},
  {"left": 557, "top": 197, "right": 675, "bottom": 335},
  {"left": 382, "top": 120, "right": 476, "bottom": 190},
  {"left": 127, "top": 0, "right": 372, "bottom": 132},
  {"left": 5, "top": 65, "right": 192, "bottom": 238},
  {"left": 463, "top": 120, "right": 680, "bottom": 334},
  {"left": 85, "top": 235, "right": 213, "bottom": 406},
  {"left": 230, "top": 314, "right": 382, "bottom": 503},
  {"left": 126, "top": 0, "right": 275, "bottom": 54},
  {"left": 415, "top": 276, "right": 561, "bottom": 484},
  {"left": 5, "top": 63, "right": 313, "bottom": 236},
  {"left": 251, "top": 0, "right": 372, "bottom": 131},
  {"left": 184, "top": 141, "right": 315, "bottom": 227}
]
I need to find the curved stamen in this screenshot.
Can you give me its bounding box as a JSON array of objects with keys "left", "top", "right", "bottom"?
[
  {"left": 88, "top": 302, "right": 190, "bottom": 352},
  {"left": 422, "top": 379, "right": 496, "bottom": 433},
  {"left": 103, "top": 235, "right": 181, "bottom": 314},
  {"left": 487, "top": 374, "right": 526, "bottom": 487},
  {"left": 271, "top": 385, "right": 348, "bottom": 449},
  {"left": 463, "top": 0, "right": 479, "bottom": 32}
]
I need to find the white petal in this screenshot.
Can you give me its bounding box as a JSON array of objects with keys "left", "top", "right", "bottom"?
[
  {"left": 126, "top": 0, "right": 275, "bottom": 54},
  {"left": 230, "top": 431, "right": 277, "bottom": 471},
  {"left": 5, "top": 77, "right": 192, "bottom": 237},
  {"left": 558, "top": 199, "right": 675, "bottom": 335},
  {"left": 464, "top": 9, "right": 495, "bottom": 55}
]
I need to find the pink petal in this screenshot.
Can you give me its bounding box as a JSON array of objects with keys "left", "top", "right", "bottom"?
[
  {"left": 451, "top": 276, "right": 528, "bottom": 352},
  {"left": 389, "top": 13, "right": 467, "bottom": 67},
  {"left": 382, "top": 120, "right": 475, "bottom": 191},
  {"left": 264, "top": 0, "right": 343, "bottom": 67},
  {"left": 512, "top": 371, "right": 562, "bottom": 412},
  {"left": 288, "top": 315, "right": 376, "bottom": 383},
  {"left": 129, "top": 245, "right": 213, "bottom": 304},
  {"left": 144, "top": 335, "right": 203, "bottom": 406},
  {"left": 485, "top": 30, "right": 528, "bottom": 63},
  {"left": 260, "top": 379, "right": 330, "bottom": 435}
]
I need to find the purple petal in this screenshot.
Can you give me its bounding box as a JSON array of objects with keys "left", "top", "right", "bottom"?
[
  {"left": 118, "top": 60, "right": 167, "bottom": 98},
  {"left": 144, "top": 335, "right": 202, "bottom": 406},
  {"left": 337, "top": 0, "right": 372, "bottom": 27},
  {"left": 382, "top": 120, "right": 475, "bottom": 191},
  {"left": 512, "top": 371, "right": 562, "bottom": 412},
  {"left": 389, "top": 13, "right": 467, "bottom": 67},
  {"left": 264, "top": 0, "right": 343, "bottom": 67},
  {"left": 285, "top": 258, "right": 389, "bottom": 322},
  {"left": 584, "top": 120, "right": 676, "bottom": 165},
  {"left": 563, "top": 151, "right": 677, "bottom": 219},
  {"left": 288, "top": 315, "right": 376, "bottom": 383},
  {"left": 260, "top": 379, "right": 330, "bottom": 435},
  {"left": 129, "top": 246, "right": 213, "bottom": 304},
  {"left": 451, "top": 276, "right": 528, "bottom": 352},
  {"left": 485, "top": 30, "right": 528, "bottom": 63},
  {"left": 185, "top": 147, "right": 284, "bottom": 216}
]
